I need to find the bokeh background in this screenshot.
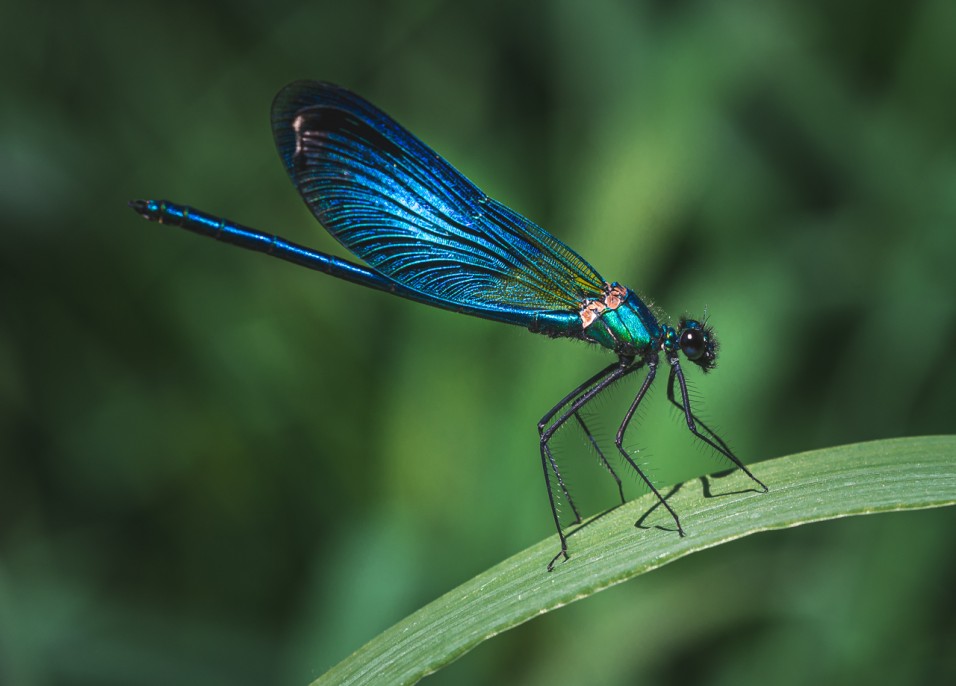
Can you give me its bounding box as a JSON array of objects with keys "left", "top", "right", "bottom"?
[{"left": 3, "top": 1, "right": 955, "bottom": 684}]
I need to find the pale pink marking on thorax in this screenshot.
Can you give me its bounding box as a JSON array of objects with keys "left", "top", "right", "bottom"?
[{"left": 579, "top": 284, "right": 629, "bottom": 328}]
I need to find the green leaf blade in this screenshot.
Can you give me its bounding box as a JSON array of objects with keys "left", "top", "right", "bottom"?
[{"left": 312, "top": 435, "right": 956, "bottom": 686}]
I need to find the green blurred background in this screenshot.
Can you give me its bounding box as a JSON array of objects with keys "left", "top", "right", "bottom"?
[{"left": 3, "top": 0, "right": 955, "bottom": 684}]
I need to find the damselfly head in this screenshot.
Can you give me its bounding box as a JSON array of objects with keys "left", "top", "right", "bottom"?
[{"left": 677, "top": 317, "right": 717, "bottom": 372}]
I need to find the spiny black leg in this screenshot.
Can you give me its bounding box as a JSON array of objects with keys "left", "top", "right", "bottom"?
[
  {"left": 539, "top": 360, "right": 628, "bottom": 509},
  {"left": 540, "top": 360, "right": 638, "bottom": 571},
  {"left": 668, "top": 359, "right": 768, "bottom": 492},
  {"left": 667, "top": 367, "right": 733, "bottom": 454},
  {"left": 665, "top": 367, "right": 734, "bottom": 457},
  {"left": 614, "top": 358, "right": 686, "bottom": 536},
  {"left": 537, "top": 362, "right": 620, "bottom": 541},
  {"left": 634, "top": 484, "right": 683, "bottom": 530},
  {"left": 573, "top": 411, "right": 625, "bottom": 504},
  {"left": 547, "top": 445, "right": 582, "bottom": 525},
  {"left": 538, "top": 361, "right": 630, "bottom": 514},
  {"left": 541, "top": 439, "right": 575, "bottom": 572},
  {"left": 539, "top": 361, "right": 622, "bottom": 429}
]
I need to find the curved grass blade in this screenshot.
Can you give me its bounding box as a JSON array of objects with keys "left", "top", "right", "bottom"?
[{"left": 311, "top": 435, "right": 956, "bottom": 686}]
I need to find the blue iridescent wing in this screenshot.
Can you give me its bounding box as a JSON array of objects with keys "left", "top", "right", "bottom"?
[{"left": 271, "top": 81, "right": 607, "bottom": 317}]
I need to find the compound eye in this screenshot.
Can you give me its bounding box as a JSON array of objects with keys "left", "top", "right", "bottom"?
[{"left": 679, "top": 328, "right": 706, "bottom": 361}]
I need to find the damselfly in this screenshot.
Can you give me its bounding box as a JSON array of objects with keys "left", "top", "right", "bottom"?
[{"left": 130, "top": 81, "right": 766, "bottom": 570}]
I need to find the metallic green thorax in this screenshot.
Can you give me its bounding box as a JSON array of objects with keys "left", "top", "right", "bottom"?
[{"left": 580, "top": 285, "right": 662, "bottom": 355}]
